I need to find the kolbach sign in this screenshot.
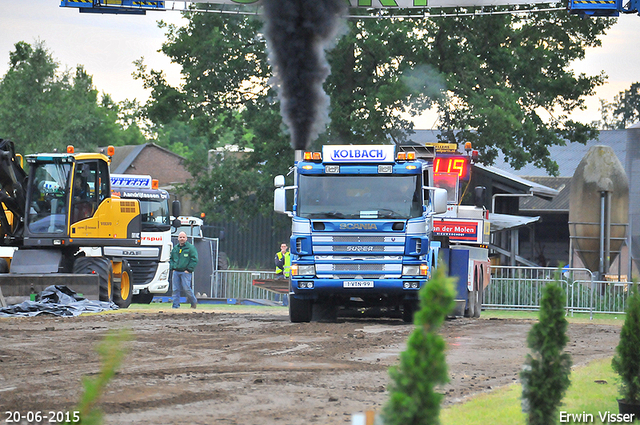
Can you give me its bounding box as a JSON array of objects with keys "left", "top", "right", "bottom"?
[
  {"left": 322, "top": 145, "right": 396, "bottom": 163},
  {"left": 432, "top": 219, "right": 481, "bottom": 243}
]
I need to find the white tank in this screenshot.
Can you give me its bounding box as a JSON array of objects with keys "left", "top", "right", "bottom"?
[{"left": 569, "top": 145, "right": 629, "bottom": 275}]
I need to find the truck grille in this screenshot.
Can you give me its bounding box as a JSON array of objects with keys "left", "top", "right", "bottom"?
[
  {"left": 333, "top": 264, "right": 385, "bottom": 271},
  {"left": 126, "top": 259, "right": 158, "bottom": 285},
  {"left": 332, "top": 236, "right": 387, "bottom": 243}
]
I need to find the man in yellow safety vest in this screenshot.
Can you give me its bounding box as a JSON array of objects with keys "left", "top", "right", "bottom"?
[{"left": 275, "top": 242, "right": 291, "bottom": 279}]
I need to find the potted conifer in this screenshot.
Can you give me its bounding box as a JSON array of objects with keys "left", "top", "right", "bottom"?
[{"left": 612, "top": 281, "right": 640, "bottom": 416}]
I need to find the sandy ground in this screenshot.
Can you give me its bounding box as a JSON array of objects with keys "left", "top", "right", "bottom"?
[{"left": 0, "top": 307, "right": 621, "bottom": 424}]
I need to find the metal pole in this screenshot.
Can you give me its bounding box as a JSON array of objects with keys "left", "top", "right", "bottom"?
[
  {"left": 605, "top": 191, "right": 611, "bottom": 277},
  {"left": 599, "top": 191, "right": 605, "bottom": 281}
]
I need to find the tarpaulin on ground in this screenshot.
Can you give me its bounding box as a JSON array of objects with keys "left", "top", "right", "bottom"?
[{"left": 0, "top": 285, "right": 117, "bottom": 317}]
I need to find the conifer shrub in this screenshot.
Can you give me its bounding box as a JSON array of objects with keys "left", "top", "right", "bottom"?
[
  {"left": 612, "top": 280, "right": 640, "bottom": 404},
  {"left": 521, "top": 277, "right": 572, "bottom": 425},
  {"left": 382, "top": 266, "right": 456, "bottom": 425}
]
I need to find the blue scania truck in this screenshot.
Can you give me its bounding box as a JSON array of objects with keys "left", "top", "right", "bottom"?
[
  {"left": 274, "top": 145, "right": 438, "bottom": 322},
  {"left": 274, "top": 144, "right": 490, "bottom": 322}
]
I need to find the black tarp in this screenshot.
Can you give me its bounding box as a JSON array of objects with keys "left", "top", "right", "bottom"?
[{"left": 0, "top": 285, "right": 117, "bottom": 317}]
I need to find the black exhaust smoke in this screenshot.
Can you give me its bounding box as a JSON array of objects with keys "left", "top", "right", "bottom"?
[{"left": 262, "top": 0, "right": 346, "bottom": 150}]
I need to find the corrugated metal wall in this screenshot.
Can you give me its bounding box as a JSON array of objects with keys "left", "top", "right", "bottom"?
[{"left": 203, "top": 213, "right": 291, "bottom": 270}]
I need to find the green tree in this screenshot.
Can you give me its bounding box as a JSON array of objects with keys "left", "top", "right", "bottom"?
[
  {"left": 611, "top": 282, "right": 640, "bottom": 404},
  {"left": 596, "top": 82, "right": 640, "bottom": 129},
  {"left": 382, "top": 266, "right": 456, "bottom": 425},
  {"left": 0, "top": 41, "right": 145, "bottom": 154},
  {"left": 521, "top": 279, "right": 572, "bottom": 425},
  {"left": 138, "top": 10, "right": 613, "bottom": 221}
]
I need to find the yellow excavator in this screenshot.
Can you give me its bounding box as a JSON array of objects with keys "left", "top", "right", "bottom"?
[{"left": 0, "top": 139, "right": 141, "bottom": 308}]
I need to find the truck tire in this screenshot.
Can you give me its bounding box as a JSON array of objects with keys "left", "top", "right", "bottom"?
[
  {"left": 464, "top": 290, "right": 475, "bottom": 318},
  {"left": 474, "top": 273, "right": 483, "bottom": 318},
  {"left": 73, "top": 257, "right": 112, "bottom": 302},
  {"left": 289, "top": 296, "right": 312, "bottom": 323},
  {"left": 217, "top": 252, "right": 229, "bottom": 270},
  {"left": 402, "top": 300, "right": 418, "bottom": 323},
  {"left": 0, "top": 258, "right": 8, "bottom": 273},
  {"left": 133, "top": 292, "right": 154, "bottom": 304},
  {"left": 312, "top": 302, "right": 338, "bottom": 323},
  {"left": 113, "top": 260, "right": 133, "bottom": 309}
]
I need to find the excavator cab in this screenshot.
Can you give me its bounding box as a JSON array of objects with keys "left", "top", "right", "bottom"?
[
  {"left": 22, "top": 151, "right": 141, "bottom": 247},
  {"left": 25, "top": 156, "right": 72, "bottom": 235}
]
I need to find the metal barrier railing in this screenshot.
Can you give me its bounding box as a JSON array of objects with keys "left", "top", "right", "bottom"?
[
  {"left": 197, "top": 267, "right": 634, "bottom": 317},
  {"left": 208, "top": 270, "right": 283, "bottom": 302},
  {"left": 486, "top": 266, "right": 636, "bottom": 318}
]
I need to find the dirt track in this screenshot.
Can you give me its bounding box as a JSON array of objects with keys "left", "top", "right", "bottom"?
[{"left": 0, "top": 307, "right": 621, "bottom": 424}]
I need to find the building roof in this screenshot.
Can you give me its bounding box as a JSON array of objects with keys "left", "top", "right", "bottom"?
[
  {"left": 483, "top": 130, "right": 628, "bottom": 178},
  {"left": 519, "top": 176, "right": 571, "bottom": 213},
  {"left": 410, "top": 129, "right": 628, "bottom": 178},
  {"left": 474, "top": 164, "right": 560, "bottom": 200},
  {"left": 106, "top": 143, "right": 186, "bottom": 174}
]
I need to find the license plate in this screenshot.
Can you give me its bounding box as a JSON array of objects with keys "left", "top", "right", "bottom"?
[{"left": 343, "top": 280, "right": 374, "bottom": 288}]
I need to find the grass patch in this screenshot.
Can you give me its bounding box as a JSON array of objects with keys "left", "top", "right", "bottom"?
[
  {"left": 442, "top": 358, "right": 619, "bottom": 425},
  {"left": 482, "top": 310, "right": 625, "bottom": 326}
]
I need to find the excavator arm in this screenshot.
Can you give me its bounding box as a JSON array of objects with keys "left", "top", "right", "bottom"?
[{"left": 0, "top": 139, "right": 27, "bottom": 243}]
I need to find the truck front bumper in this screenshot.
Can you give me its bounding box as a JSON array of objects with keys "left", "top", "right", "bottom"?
[{"left": 290, "top": 278, "right": 426, "bottom": 298}]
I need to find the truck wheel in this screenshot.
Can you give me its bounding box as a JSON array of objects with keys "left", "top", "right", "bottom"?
[
  {"left": 133, "top": 292, "right": 154, "bottom": 304},
  {"left": 217, "top": 252, "right": 229, "bottom": 270},
  {"left": 73, "top": 257, "right": 112, "bottom": 302},
  {"left": 0, "top": 258, "right": 8, "bottom": 273},
  {"left": 312, "top": 302, "right": 337, "bottom": 323},
  {"left": 289, "top": 296, "right": 312, "bottom": 323},
  {"left": 113, "top": 260, "right": 133, "bottom": 309},
  {"left": 402, "top": 300, "right": 418, "bottom": 323},
  {"left": 474, "top": 274, "right": 483, "bottom": 318},
  {"left": 464, "top": 290, "right": 475, "bottom": 318}
]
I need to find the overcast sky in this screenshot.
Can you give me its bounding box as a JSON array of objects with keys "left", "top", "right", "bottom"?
[{"left": 1, "top": 1, "right": 639, "bottom": 129}]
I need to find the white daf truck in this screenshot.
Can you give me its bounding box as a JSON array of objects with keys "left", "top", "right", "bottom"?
[{"left": 110, "top": 174, "right": 173, "bottom": 303}]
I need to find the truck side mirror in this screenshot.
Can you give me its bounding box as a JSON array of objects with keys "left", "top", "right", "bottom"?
[
  {"left": 274, "top": 188, "right": 289, "bottom": 216},
  {"left": 172, "top": 200, "right": 181, "bottom": 217},
  {"left": 171, "top": 218, "right": 181, "bottom": 229},
  {"left": 432, "top": 188, "right": 448, "bottom": 214},
  {"left": 474, "top": 186, "right": 486, "bottom": 209},
  {"left": 424, "top": 187, "right": 448, "bottom": 214},
  {"left": 274, "top": 175, "right": 285, "bottom": 188}
]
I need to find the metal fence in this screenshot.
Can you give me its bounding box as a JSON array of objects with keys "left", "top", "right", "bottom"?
[
  {"left": 195, "top": 267, "right": 635, "bottom": 317},
  {"left": 206, "top": 270, "right": 283, "bottom": 302},
  {"left": 486, "top": 266, "right": 636, "bottom": 318}
]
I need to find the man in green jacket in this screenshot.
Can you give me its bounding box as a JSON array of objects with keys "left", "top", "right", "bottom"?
[{"left": 170, "top": 231, "right": 199, "bottom": 309}]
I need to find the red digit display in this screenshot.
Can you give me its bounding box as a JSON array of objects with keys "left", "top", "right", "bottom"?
[{"left": 434, "top": 156, "right": 469, "bottom": 180}]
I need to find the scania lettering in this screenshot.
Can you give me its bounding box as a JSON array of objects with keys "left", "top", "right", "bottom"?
[{"left": 111, "top": 174, "right": 172, "bottom": 303}]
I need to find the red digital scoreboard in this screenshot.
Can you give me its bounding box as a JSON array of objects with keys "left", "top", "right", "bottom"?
[{"left": 433, "top": 155, "right": 470, "bottom": 181}]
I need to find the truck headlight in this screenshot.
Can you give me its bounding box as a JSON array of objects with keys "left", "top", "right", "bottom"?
[
  {"left": 292, "top": 264, "right": 315, "bottom": 276},
  {"left": 403, "top": 265, "right": 429, "bottom": 276},
  {"left": 403, "top": 265, "right": 420, "bottom": 276}
]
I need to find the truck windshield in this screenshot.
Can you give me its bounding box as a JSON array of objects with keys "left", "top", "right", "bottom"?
[
  {"left": 27, "top": 162, "right": 71, "bottom": 234},
  {"left": 172, "top": 225, "right": 202, "bottom": 237},
  {"left": 297, "top": 175, "right": 422, "bottom": 219},
  {"left": 140, "top": 199, "right": 170, "bottom": 232}
]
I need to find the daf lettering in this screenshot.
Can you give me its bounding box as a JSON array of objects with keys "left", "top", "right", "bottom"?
[{"left": 123, "top": 250, "right": 142, "bottom": 256}]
